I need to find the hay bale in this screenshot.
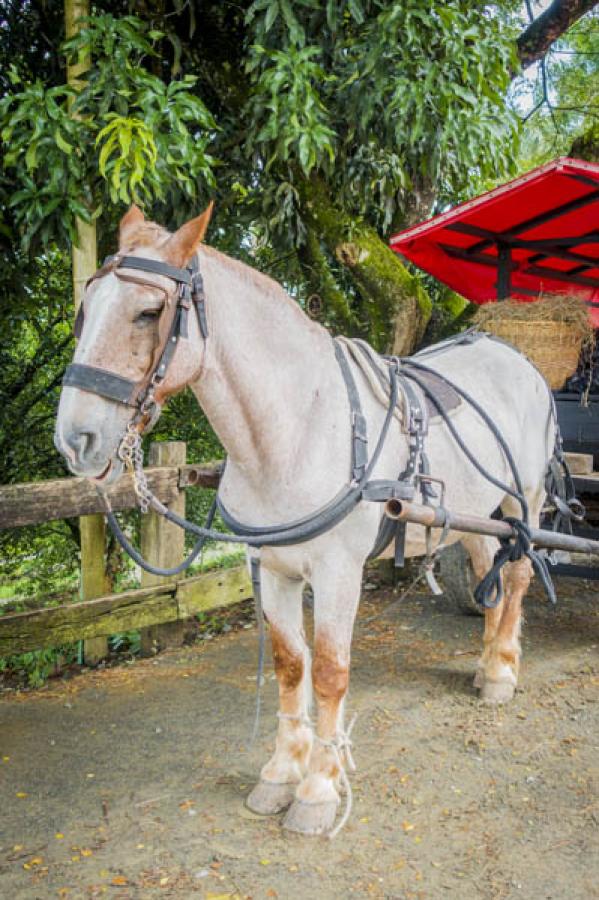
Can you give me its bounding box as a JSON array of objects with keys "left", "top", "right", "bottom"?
[{"left": 473, "top": 295, "right": 593, "bottom": 389}]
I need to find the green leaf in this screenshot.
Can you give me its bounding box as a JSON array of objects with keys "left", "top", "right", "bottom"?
[{"left": 54, "top": 130, "right": 73, "bottom": 155}]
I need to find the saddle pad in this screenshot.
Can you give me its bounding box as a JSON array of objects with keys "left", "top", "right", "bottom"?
[
  {"left": 403, "top": 365, "right": 461, "bottom": 420},
  {"left": 338, "top": 336, "right": 462, "bottom": 424}
]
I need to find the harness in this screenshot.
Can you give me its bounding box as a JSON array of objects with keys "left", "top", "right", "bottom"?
[{"left": 64, "top": 252, "right": 580, "bottom": 610}]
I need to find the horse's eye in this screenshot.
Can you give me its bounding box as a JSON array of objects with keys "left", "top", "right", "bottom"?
[{"left": 136, "top": 309, "right": 161, "bottom": 323}]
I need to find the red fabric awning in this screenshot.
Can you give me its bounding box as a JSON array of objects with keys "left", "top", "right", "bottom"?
[{"left": 389, "top": 157, "right": 599, "bottom": 325}]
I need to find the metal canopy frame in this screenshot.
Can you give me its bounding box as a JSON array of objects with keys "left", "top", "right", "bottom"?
[{"left": 446, "top": 181, "right": 599, "bottom": 300}]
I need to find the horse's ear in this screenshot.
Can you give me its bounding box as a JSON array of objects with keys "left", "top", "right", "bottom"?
[
  {"left": 119, "top": 205, "right": 145, "bottom": 247},
  {"left": 164, "top": 202, "right": 214, "bottom": 266}
]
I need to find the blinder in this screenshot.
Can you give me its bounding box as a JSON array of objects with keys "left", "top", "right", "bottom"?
[{"left": 64, "top": 252, "right": 208, "bottom": 428}]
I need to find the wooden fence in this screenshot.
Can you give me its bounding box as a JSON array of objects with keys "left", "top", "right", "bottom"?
[{"left": 0, "top": 442, "right": 253, "bottom": 661}]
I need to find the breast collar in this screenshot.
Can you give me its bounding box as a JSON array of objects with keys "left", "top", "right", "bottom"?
[{"left": 62, "top": 252, "right": 208, "bottom": 431}]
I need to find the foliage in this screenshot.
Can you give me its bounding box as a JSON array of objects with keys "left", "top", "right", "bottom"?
[
  {"left": 516, "top": 9, "right": 599, "bottom": 164},
  {"left": 0, "top": 645, "right": 79, "bottom": 688},
  {"left": 0, "top": 14, "right": 216, "bottom": 251},
  {"left": 245, "top": 0, "right": 520, "bottom": 238}
]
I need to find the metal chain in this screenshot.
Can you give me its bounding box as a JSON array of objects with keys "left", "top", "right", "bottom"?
[{"left": 117, "top": 424, "right": 153, "bottom": 514}]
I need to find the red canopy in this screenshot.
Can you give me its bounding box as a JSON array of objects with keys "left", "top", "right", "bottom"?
[{"left": 389, "top": 157, "right": 599, "bottom": 325}]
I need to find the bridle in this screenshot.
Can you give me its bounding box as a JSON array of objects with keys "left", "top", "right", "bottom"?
[{"left": 63, "top": 252, "right": 208, "bottom": 437}]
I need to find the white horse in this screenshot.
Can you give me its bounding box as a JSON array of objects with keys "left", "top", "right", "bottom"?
[{"left": 55, "top": 206, "right": 555, "bottom": 836}]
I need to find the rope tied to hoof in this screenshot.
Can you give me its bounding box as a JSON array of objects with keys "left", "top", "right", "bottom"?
[
  {"left": 313, "top": 714, "right": 358, "bottom": 839},
  {"left": 473, "top": 517, "right": 557, "bottom": 608}
]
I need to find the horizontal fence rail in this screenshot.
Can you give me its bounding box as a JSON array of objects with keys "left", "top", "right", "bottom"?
[
  {"left": 0, "top": 462, "right": 223, "bottom": 530},
  {"left": 0, "top": 567, "right": 251, "bottom": 656},
  {"left": 0, "top": 446, "right": 254, "bottom": 663}
]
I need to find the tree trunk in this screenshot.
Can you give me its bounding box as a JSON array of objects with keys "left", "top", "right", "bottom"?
[
  {"left": 298, "top": 176, "right": 431, "bottom": 354},
  {"left": 65, "top": 0, "right": 108, "bottom": 665}
]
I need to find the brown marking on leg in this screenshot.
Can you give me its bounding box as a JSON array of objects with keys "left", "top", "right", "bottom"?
[
  {"left": 270, "top": 625, "right": 307, "bottom": 721},
  {"left": 270, "top": 625, "right": 304, "bottom": 695},
  {"left": 312, "top": 631, "right": 349, "bottom": 738}
]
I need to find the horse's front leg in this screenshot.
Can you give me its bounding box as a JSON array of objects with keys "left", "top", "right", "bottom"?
[
  {"left": 246, "top": 566, "right": 312, "bottom": 815},
  {"left": 284, "top": 556, "right": 362, "bottom": 836}
]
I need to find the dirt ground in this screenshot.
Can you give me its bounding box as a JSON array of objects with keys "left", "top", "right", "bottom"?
[{"left": 1, "top": 574, "right": 598, "bottom": 900}]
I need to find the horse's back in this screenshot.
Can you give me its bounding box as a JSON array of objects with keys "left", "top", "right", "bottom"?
[{"left": 413, "top": 333, "right": 555, "bottom": 491}]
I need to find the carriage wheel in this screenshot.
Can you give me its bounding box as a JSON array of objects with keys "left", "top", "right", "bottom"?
[{"left": 438, "top": 542, "right": 484, "bottom": 616}]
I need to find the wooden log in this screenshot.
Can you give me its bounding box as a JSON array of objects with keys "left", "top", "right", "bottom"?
[
  {"left": 385, "top": 498, "right": 599, "bottom": 556},
  {"left": 177, "top": 565, "right": 251, "bottom": 617},
  {"left": 0, "top": 468, "right": 177, "bottom": 529},
  {"left": 0, "top": 567, "right": 251, "bottom": 657},
  {"left": 140, "top": 442, "right": 189, "bottom": 656},
  {"left": 0, "top": 464, "right": 223, "bottom": 530}
]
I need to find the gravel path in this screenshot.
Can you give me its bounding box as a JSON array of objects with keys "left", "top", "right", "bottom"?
[{"left": 1, "top": 577, "right": 598, "bottom": 899}]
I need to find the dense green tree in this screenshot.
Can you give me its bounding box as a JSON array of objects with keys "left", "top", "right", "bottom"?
[{"left": 1, "top": 0, "right": 598, "bottom": 604}]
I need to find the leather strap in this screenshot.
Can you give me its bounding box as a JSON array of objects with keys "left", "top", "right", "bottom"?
[
  {"left": 119, "top": 256, "right": 193, "bottom": 285},
  {"left": 63, "top": 363, "right": 137, "bottom": 405},
  {"left": 333, "top": 340, "right": 368, "bottom": 482}
]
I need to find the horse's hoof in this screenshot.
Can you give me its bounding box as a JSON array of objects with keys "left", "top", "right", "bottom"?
[
  {"left": 473, "top": 668, "right": 485, "bottom": 690},
  {"left": 480, "top": 679, "right": 515, "bottom": 705},
  {"left": 282, "top": 799, "right": 339, "bottom": 836},
  {"left": 246, "top": 780, "right": 297, "bottom": 815}
]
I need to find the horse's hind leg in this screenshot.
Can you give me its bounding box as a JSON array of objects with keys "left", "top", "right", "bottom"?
[
  {"left": 460, "top": 534, "right": 503, "bottom": 691},
  {"left": 464, "top": 490, "right": 544, "bottom": 704},
  {"left": 246, "top": 567, "right": 312, "bottom": 816}
]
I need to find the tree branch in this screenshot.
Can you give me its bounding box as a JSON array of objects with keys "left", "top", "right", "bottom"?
[{"left": 517, "top": 0, "right": 599, "bottom": 69}]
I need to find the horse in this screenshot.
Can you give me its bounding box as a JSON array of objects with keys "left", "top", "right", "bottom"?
[{"left": 55, "top": 205, "right": 556, "bottom": 836}]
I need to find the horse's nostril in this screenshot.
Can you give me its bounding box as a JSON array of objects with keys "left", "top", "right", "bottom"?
[{"left": 65, "top": 429, "right": 97, "bottom": 462}]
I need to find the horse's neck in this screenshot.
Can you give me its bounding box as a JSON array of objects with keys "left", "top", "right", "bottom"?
[{"left": 190, "top": 248, "right": 343, "bottom": 503}]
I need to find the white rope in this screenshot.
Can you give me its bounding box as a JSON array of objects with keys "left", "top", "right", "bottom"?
[{"left": 313, "top": 713, "right": 358, "bottom": 839}]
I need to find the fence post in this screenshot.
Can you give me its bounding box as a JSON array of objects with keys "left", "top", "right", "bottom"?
[
  {"left": 81, "top": 517, "right": 109, "bottom": 664},
  {"left": 140, "top": 441, "right": 190, "bottom": 656}
]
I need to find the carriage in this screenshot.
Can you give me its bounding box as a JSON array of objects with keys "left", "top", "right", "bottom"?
[{"left": 389, "top": 157, "right": 599, "bottom": 599}]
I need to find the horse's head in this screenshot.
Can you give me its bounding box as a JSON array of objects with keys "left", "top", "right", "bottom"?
[{"left": 55, "top": 204, "right": 213, "bottom": 485}]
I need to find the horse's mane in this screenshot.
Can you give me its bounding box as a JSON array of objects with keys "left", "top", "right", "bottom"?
[{"left": 200, "top": 244, "right": 306, "bottom": 318}]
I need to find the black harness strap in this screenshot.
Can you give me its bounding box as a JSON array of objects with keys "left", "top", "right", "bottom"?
[
  {"left": 333, "top": 340, "right": 369, "bottom": 483},
  {"left": 119, "top": 255, "right": 193, "bottom": 285},
  {"left": 62, "top": 363, "right": 138, "bottom": 405}
]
